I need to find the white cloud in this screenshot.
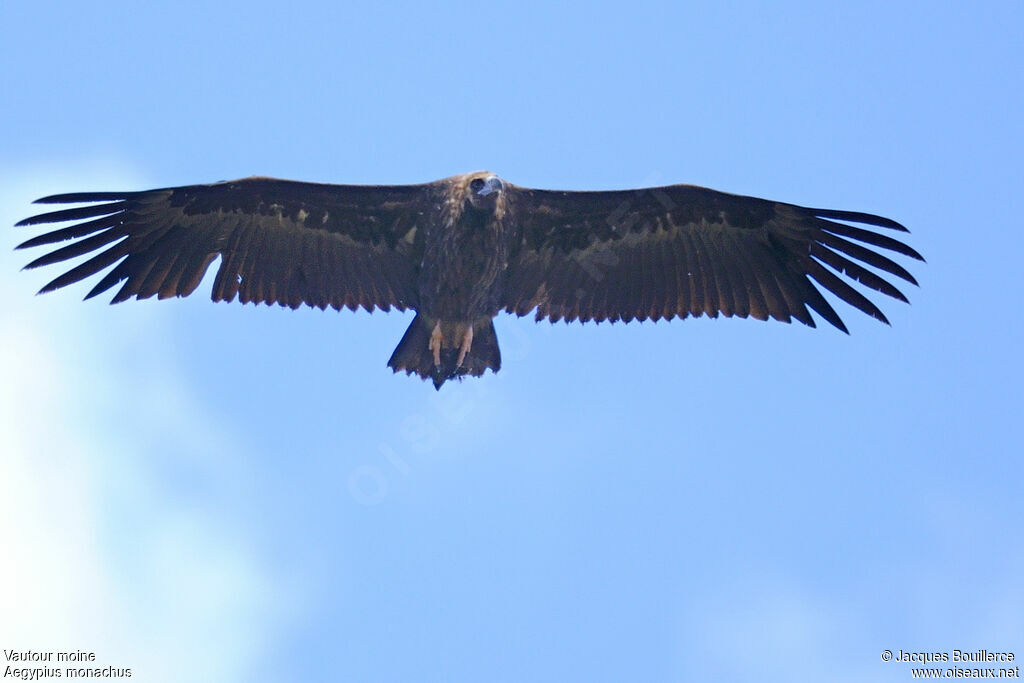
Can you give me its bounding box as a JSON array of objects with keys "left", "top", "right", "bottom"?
[{"left": 0, "top": 164, "right": 295, "bottom": 682}]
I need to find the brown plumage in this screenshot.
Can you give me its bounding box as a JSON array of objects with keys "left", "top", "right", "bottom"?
[{"left": 15, "top": 171, "right": 924, "bottom": 388}]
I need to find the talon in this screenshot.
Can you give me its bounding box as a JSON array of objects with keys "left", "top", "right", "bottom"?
[
  {"left": 456, "top": 325, "right": 473, "bottom": 367},
  {"left": 429, "top": 321, "right": 443, "bottom": 367}
]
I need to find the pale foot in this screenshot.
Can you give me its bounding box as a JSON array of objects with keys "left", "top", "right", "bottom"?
[
  {"left": 429, "top": 321, "right": 443, "bottom": 367},
  {"left": 456, "top": 325, "right": 473, "bottom": 368}
]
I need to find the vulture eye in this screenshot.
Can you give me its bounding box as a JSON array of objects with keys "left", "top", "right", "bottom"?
[{"left": 470, "top": 178, "right": 485, "bottom": 192}]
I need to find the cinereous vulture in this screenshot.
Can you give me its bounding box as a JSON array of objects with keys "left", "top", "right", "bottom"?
[{"left": 16, "top": 172, "right": 923, "bottom": 388}]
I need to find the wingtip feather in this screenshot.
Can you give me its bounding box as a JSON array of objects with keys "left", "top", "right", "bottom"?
[
  {"left": 812, "top": 208, "right": 909, "bottom": 232},
  {"left": 33, "top": 192, "right": 129, "bottom": 204}
]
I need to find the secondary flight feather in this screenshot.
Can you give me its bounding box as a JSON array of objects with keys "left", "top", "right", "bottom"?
[{"left": 15, "top": 172, "right": 924, "bottom": 388}]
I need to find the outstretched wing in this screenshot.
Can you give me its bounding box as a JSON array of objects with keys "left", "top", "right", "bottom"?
[
  {"left": 16, "top": 177, "right": 434, "bottom": 312},
  {"left": 502, "top": 184, "right": 924, "bottom": 332}
]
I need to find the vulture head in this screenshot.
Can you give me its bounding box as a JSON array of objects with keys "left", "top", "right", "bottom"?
[{"left": 464, "top": 172, "right": 505, "bottom": 212}]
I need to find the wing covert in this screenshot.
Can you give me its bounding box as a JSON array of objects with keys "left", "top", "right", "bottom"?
[
  {"left": 16, "top": 177, "right": 434, "bottom": 312},
  {"left": 502, "top": 184, "right": 924, "bottom": 332}
]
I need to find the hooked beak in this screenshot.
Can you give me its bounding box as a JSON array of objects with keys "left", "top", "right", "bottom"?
[{"left": 476, "top": 176, "right": 502, "bottom": 197}]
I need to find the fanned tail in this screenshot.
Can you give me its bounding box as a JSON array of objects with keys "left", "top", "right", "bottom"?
[{"left": 388, "top": 314, "right": 501, "bottom": 390}]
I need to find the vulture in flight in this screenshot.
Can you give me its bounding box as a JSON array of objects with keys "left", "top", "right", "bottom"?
[{"left": 16, "top": 172, "right": 923, "bottom": 389}]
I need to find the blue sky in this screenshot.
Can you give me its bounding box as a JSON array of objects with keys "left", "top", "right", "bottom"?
[{"left": 1, "top": 2, "right": 1021, "bottom": 681}]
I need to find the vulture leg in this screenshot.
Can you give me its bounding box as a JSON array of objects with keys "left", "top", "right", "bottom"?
[
  {"left": 456, "top": 325, "right": 474, "bottom": 368},
  {"left": 429, "top": 321, "right": 443, "bottom": 367}
]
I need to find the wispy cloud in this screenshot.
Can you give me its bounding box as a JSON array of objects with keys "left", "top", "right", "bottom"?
[{"left": 0, "top": 164, "right": 296, "bottom": 682}]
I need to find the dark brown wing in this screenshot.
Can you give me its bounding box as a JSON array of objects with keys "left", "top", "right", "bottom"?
[
  {"left": 502, "top": 184, "right": 924, "bottom": 332},
  {"left": 15, "top": 176, "right": 434, "bottom": 312}
]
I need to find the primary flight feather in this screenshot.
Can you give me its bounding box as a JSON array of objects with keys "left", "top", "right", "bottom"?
[{"left": 16, "top": 172, "right": 924, "bottom": 388}]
